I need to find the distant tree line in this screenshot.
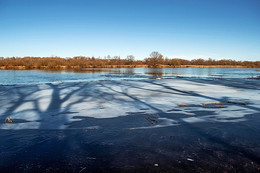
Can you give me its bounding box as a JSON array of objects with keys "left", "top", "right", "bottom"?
[{"left": 0, "top": 52, "right": 259, "bottom": 69}]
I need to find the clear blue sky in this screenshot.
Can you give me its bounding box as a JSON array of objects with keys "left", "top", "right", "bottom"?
[{"left": 0, "top": 0, "right": 259, "bottom": 60}]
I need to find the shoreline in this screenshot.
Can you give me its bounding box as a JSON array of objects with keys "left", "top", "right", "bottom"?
[{"left": 1, "top": 65, "right": 260, "bottom": 70}]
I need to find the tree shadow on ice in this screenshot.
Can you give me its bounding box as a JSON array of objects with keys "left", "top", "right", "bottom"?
[
  {"left": 1, "top": 79, "right": 259, "bottom": 130},
  {"left": 66, "top": 110, "right": 260, "bottom": 166},
  {"left": 142, "top": 80, "right": 260, "bottom": 112},
  {"left": 0, "top": 79, "right": 260, "bottom": 171},
  {"left": 184, "top": 78, "right": 260, "bottom": 91},
  {"left": 0, "top": 83, "right": 92, "bottom": 129},
  {"left": 89, "top": 80, "right": 260, "bottom": 163}
]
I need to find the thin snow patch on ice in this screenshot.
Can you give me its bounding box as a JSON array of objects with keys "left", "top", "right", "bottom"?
[
  {"left": 0, "top": 122, "right": 40, "bottom": 130},
  {"left": 131, "top": 118, "right": 179, "bottom": 130},
  {"left": 182, "top": 117, "right": 206, "bottom": 123}
]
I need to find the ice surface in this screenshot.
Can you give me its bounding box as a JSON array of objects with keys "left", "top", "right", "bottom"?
[{"left": 0, "top": 78, "right": 259, "bottom": 130}]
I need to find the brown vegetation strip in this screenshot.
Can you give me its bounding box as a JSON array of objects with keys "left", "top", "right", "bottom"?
[
  {"left": 143, "top": 115, "right": 159, "bottom": 124},
  {"left": 0, "top": 53, "right": 259, "bottom": 70},
  {"left": 178, "top": 104, "right": 190, "bottom": 107},
  {"left": 178, "top": 101, "right": 248, "bottom": 109},
  {"left": 203, "top": 102, "right": 227, "bottom": 108},
  {"left": 226, "top": 101, "right": 248, "bottom": 105}
]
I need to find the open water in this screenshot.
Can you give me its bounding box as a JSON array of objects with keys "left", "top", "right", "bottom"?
[{"left": 0, "top": 68, "right": 259, "bottom": 85}]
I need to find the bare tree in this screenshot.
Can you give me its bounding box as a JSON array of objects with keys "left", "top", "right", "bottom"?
[
  {"left": 145, "top": 51, "right": 164, "bottom": 67},
  {"left": 126, "top": 55, "right": 135, "bottom": 65}
]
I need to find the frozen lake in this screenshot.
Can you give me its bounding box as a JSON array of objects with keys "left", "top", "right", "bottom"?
[
  {"left": 0, "top": 68, "right": 259, "bottom": 85},
  {"left": 0, "top": 78, "right": 259, "bottom": 172}
]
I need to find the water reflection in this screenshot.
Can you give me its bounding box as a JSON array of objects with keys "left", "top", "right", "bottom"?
[
  {"left": 45, "top": 68, "right": 121, "bottom": 74},
  {"left": 145, "top": 68, "right": 163, "bottom": 78},
  {"left": 123, "top": 68, "right": 135, "bottom": 75}
]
